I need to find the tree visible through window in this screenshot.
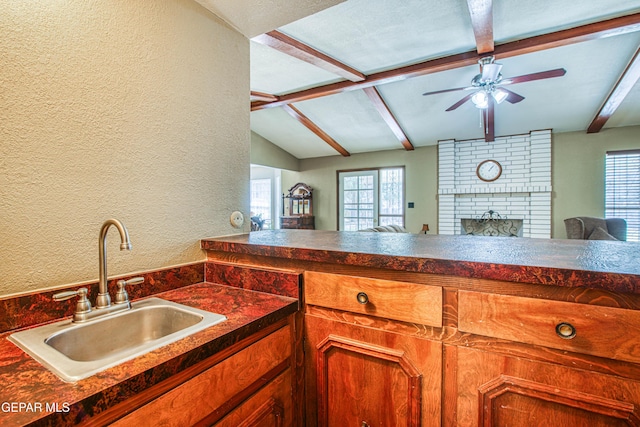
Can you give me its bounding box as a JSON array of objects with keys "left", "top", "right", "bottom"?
[
  {"left": 338, "top": 167, "right": 404, "bottom": 231},
  {"left": 605, "top": 150, "right": 640, "bottom": 242}
]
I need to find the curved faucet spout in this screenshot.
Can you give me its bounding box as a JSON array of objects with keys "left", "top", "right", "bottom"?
[{"left": 97, "top": 219, "right": 131, "bottom": 309}]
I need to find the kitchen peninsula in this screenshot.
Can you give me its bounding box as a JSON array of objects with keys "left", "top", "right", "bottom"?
[{"left": 202, "top": 230, "right": 640, "bottom": 426}]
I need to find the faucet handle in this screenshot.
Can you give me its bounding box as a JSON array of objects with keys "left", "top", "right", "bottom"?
[
  {"left": 114, "top": 277, "right": 145, "bottom": 304},
  {"left": 53, "top": 288, "right": 92, "bottom": 322}
]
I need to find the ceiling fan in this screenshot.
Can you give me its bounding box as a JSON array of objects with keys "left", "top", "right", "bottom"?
[{"left": 422, "top": 56, "right": 566, "bottom": 141}]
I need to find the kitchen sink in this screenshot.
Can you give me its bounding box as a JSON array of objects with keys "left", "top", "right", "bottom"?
[{"left": 8, "top": 297, "right": 227, "bottom": 382}]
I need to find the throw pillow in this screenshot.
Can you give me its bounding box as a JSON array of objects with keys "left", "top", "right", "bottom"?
[{"left": 588, "top": 226, "right": 619, "bottom": 241}]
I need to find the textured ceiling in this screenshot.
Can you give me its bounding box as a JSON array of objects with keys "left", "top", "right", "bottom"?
[
  {"left": 240, "top": 0, "right": 640, "bottom": 159},
  {"left": 194, "top": 0, "right": 344, "bottom": 37}
]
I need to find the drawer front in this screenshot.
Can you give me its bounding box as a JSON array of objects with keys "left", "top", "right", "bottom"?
[
  {"left": 459, "top": 290, "right": 640, "bottom": 364},
  {"left": 112, "top": 325, "right": 291, "bottom": 426},
  {"left": 304, "top": 271, "right": 442, "bottom": 327}
]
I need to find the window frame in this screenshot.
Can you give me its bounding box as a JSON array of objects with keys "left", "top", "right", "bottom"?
[
  {"left": 250, "top": 177, "right": 273, "bottom": 230},
  {"left": 336, "top": 166, "right": 406, "bottom": 231},
  {"left": 605, "top": 149, "right": 640, "bottom": 242}
]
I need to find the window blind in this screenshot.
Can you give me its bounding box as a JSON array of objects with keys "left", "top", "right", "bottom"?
[{"left": 605, "top": 150, "right": 640, "bottom": 242}]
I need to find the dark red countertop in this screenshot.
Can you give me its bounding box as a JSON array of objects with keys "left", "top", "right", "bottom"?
[
  {"left": 201, "top": 230, "right": 640, "bottom": 294},
  {"left": 0, "top": 282, "right": 297, "bottom": 426}
]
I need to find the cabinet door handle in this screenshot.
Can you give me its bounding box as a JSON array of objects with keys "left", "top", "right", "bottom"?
[
  {"left": 362, "top": 422, "right": 370, "bottom": 427},
  {"left": 356, "top": 292, "right": 369, "bottom": 305},
  {"left": 556, "top": 322, "right": 576, "bottom": 339}
]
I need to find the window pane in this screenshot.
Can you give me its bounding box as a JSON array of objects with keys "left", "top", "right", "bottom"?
[
  {"left": 358, "top": 190, "right": 373, "bottom": 203},
  {"left": 344, "top": 176, "right": 358, "bottom": 190},
  {"left": 344, "top": 190, "right": 358, "bottom": 204},
  {"left": 380, "top": 168, "right": 404, "bottom": 220},
  {"left": 344, "top": 208, "right": 359, "bottom": 217},
  {"left": 358, "top": 218, "right": 374, "bottom": 229},
  {"left": 379, "top": 216, "right": 403, "bottom": 226},
  {"left": 250, "top": 178, "right": 271, "bottom": 229},
  {"left": 359, "top": 175, "right": 373, "bottom": 189},
  {"left": 605, "top": 150, "right": 640, "bottom": 242},
  {"left": 338, "top": 168, "right": 404, "bottom": 231},
  {"left": 344, "top": 218, "right": 359, "bottom": 231},
  {"left": 359, "top": 207, "right": 373, "bottom": 218}
]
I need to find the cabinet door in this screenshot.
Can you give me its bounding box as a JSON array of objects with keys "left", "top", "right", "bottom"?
[
  {"left": 213, "top": 369, "right": 291, "bottom": 427},
  {"left": 453, "top": 346, "right": 640, "bottom": 426},
  {"left": 305, "top": 313, "right": 442, "bottom": 427}
]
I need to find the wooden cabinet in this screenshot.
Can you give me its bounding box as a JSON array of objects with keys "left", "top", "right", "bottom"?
[
  {"left": 280, "top": 215, "right": 315, "bottom": 230},
  {"left": 452, "top": 290, "right": 640, "bottom": 426},
  {"left": 110, "top": 322, "right": 294, "bottom": 427},
  {"left": 302, "top": 272, "right": 640, "bottom": 426},
  {"left": 201, "top": 247, "right": 640, "bottom": 426},
  {"left": 304, "top": 272, "right": 443, "bottom": 426},
  {"left": 458, "top": 290, "right": 640, "bottom": 364},
  {"left": 452, "top": 346, "right": 640, "bottom": 426},
  {"left": 214, "top": 370, "right": 290, "bottom": 427}
]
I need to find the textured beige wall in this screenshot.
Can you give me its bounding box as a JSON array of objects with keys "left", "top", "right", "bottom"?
[
  {"left": 552, "top": 126, "right": 640, "bottom": 238},
  {"left": 282, "top": 146, "right": 438, "bottom": 233},
  {"left": 251, "top": 131, "right": 300, "bottom": 171},
  {"left": 0, "top": 1, "right": 249, "bottom": 296}
]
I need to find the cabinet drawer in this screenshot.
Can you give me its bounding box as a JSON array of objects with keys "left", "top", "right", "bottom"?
[
  {"left": 304, "top": 271, "right": 442, "bottom": 327},
  {"left": 458, "top": 290, "right": 640, "bottom": 364}
]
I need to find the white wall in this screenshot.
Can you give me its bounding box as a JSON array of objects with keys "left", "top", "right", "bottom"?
[{"left": 0, "top": 0, "right": 250, "bottom": 296}]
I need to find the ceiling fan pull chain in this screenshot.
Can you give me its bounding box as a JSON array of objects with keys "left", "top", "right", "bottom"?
[{"left": 485, "top": 108, "right": 488, "bottom": 135}]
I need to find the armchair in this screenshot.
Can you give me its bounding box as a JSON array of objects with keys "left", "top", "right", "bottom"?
[{"left": 564, "top": 217, "right": 627, "bottom": 241}]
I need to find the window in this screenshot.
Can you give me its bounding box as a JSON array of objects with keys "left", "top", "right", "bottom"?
[
  {"left": 606, "top": 150, "right": 640, "bottom": 242},
  {"left": 250, "top": 178, "right": 272, "bottom": 229},
  {"left": 338, "top": 167, "right": 404, "bottom": 231}
]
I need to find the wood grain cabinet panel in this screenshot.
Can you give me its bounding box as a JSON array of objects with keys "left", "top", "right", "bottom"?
[
  {"left": 305, "top": 271, "right": 442, "bottom": 327},
  {"left": 458, "top": 290, "right": 640, "bottom": 364},
  {"left": 112, "top": 325, "right": 292, "bottom": 427},
  {"left": 304, "top": 272, "right": 442, "bottom": 426},
  {"left": 304, "top": 306, "right": 442, "bottom": 426},
  {"left": 453, "top": 346, "right": 640, "bottom": 426},
  {"left": 213, "top": 370, "right": 291, "bottom": 427}
]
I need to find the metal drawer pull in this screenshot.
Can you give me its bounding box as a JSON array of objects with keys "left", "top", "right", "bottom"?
[
  {"left": 356, "top": 292, "right": 369, "bottom": 305},
  {"left": 556, "top": 322, "right": 576, "bottom": 339}
]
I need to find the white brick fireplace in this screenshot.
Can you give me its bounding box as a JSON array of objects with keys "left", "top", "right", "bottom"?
[{"left": 438, "top": 130, "right": 551, "bottom": 238}]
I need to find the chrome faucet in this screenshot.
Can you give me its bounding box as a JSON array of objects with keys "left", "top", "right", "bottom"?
[
  {"left": 96, "top": 219, "right": 132, "bottom": 309},
  {"left": 53, "top": 219, "right": 143, "bottom": 322}
]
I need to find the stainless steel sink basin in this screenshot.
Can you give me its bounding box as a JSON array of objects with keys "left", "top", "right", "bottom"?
[{"left": 8, "top": 297, "right": 226, "bottom": 382}]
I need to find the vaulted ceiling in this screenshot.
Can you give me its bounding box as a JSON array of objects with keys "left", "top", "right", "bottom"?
[{"left": 241, "top": 0, "right": 640, "bottom": 160}]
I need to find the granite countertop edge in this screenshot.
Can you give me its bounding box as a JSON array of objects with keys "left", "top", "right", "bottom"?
[{"left": 201, "top": 230, "right": 640, "bottom": 294}]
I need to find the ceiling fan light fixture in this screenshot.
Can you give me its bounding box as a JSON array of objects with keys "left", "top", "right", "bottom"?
[
  {"left": 481, "top": 63, "right": 502, "bottom": 82},
  {"left": 492, "top": 88, "right": 508, "bottom": 104},
  {"left": 471, "top": 91, "right": 488, "bottom": 109}
]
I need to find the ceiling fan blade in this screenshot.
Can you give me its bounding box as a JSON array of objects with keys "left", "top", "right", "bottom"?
[
  {"left": 445, "top": 93, "right": 475, "bottom": 111},
  {"left": 423, "top": 86, "right": 474, "bottom": 96},
  {"left": 501, "top": 68, "right": 566, "bottom": 85},
  {"left": 500, "top": 88, "right": 525, "bottom": 104}
]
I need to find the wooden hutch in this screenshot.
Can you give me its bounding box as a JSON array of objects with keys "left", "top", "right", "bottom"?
[{"left": 280, "top": 183, "right": 315, "bottom": 230}]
